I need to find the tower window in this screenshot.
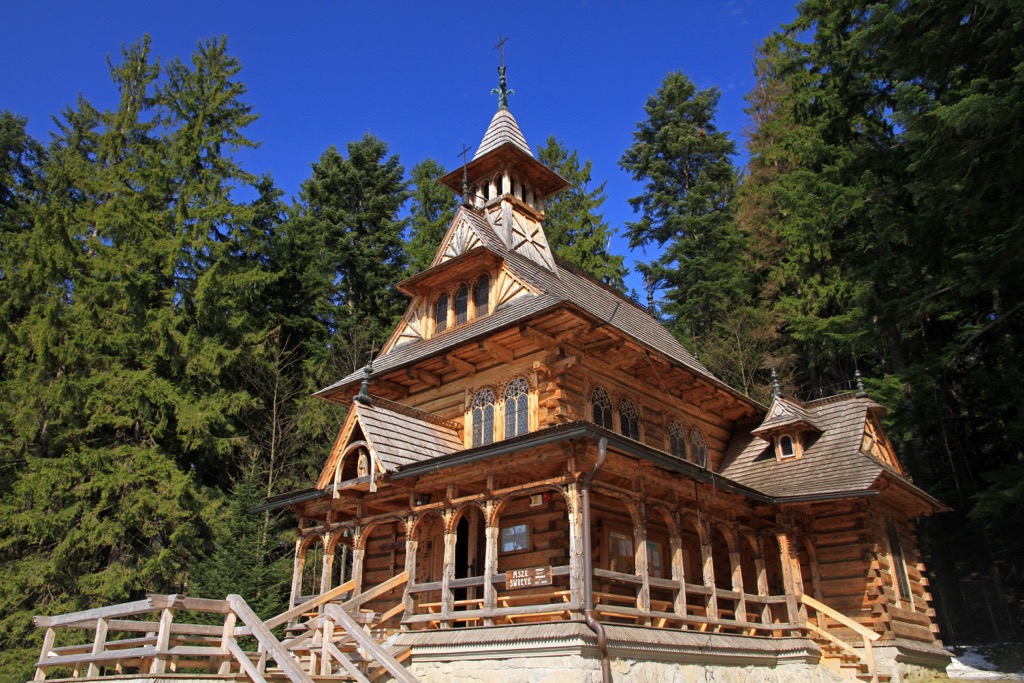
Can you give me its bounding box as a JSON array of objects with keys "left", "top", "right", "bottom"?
[
  {"left": 472, "top": 389, "right": 495, "bottom": 447},
  {"left": 455, "top": 285, "right": 469, "bottom": 325},
  {"left": 435, "top": 294, "right": 448, "bottom": 334},
  {"left": 592, "top": 387, "right": 613, "bottom": 430},
  {"left": 474, "top": 276, "right": 490, "bottom": 317},
  {"left": 778, "top": 434, "right": 796, "bottom": 459},
  {"left": 504, "top": 378, "right": 529, "bottom": 438},
  {"left": 619, "top": 399, "right": 640, "bottom": 441}
]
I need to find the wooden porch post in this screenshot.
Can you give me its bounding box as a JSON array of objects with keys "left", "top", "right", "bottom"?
[
  {"left": 289, "top": 538, "right": 304, "bottom": 610},
  {"left": 440, "top": 510, "right": 456, "bottom": 628},
  {"left": 701, "top": 521, "right": 719, "bottom": 623},
  {"left": 777, "top": 531, "right": 802, "bottom": 626},
  {"left": 567, "top": 483, "right": 585, "bottom": 617},
  {"left": 403, "top": 516, "right": 417, "bottom": 628},
  {"left": 321, "top": 530, "right": 334, "bottom": 595},
  {"left": 351, "top": 526, "right": 365, "bottom": 595},
  {"left": 633, "top": 502, "right": 651, "bottom": 622},
  {"left": 670, "top": 515, "right": 686, "bottom": 620},
  {"left": 483, "top": 500, "right": 499, "bottom": 625},
  {"left": 755, "top": 536, "right": 771, "bottom": 626},
  {"left": 729, "top": 531, "right": 746, "bottom": 623}
]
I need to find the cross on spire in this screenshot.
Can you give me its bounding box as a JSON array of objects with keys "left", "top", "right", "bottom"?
[
  {"left": 493, "top": 34, "right": 509, "bottom": 66},
  {"left": 458, "top": 142, "right": 472, "bottom": 206},
  {"left": 490, "top": 34, "right": 514, "bottom": 110}
]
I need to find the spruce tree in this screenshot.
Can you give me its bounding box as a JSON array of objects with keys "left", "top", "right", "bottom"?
[
  {"left": 284, "top": 136, "right": 409, "bottom": 376},
  {"left": 407, "top": 158, "right": 458, "bottom": 274},
  {"left": 536, "top": 136, "right": 626, "bottom": 289},
  {"left": 619, "top": 72, "right": 745, "bottom": 338}
]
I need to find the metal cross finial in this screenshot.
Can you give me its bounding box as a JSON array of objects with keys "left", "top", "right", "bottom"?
[
  {"left": 458, "top": 142, "right": 472, "bottom": 206},
  {"left": 493, "top": 34, "right": 509, "bottom": 66},
  {"left": 490, "top": 35, "right": 514, "bottom": 110}
]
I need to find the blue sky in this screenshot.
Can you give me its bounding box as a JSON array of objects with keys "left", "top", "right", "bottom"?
[{"left": 2, "top": 0, "right": 798, "bottom": 295}]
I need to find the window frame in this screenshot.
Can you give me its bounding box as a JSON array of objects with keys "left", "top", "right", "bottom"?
[
  {"left": 474, "top": 275, "right": 490, "bottom": 317},
  {"left": 471, "top": 388, "right": 495, "bottom": 448},
  {"left": 434, "top": 293, "right": 449, "bottom": 334},
  {"left": 503, "top": 377, "right": 530, "bottom": 439},
  {"left": 499, "top": 523, "right": 532, "bottom": 554},
  {"left": 618, "top": 398, "right": 640, "bottom": 441},
  {"left": 455, "top": 284, "right": 469, "bottom": 326},
  {"left": 592, "top": 387, "right": 613, "bottom": 430}
]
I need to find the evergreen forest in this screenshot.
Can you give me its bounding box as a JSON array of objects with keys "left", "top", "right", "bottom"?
[{"left": 1, "top": 1, "right": 1022, "bottom": 677}]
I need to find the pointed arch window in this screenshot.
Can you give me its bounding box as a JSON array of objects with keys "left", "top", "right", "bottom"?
[
  {"left": 504, "top": 378, "right": 529, "bottom": 438},
  {"left": 435, "top": 294, "right": 448, "bottom": 334},
  {"left": 474, "top": 276, "right": 490, "bottom": 317},
  {"left": 472, "top": 389, "right": 495, "bottom": 448},
  {"left": 455, "top": 285, "right": 469, "bottom": 325},
  {"left": 690, "top": 428, "right": 707, "bottom": 466},
  {"left": 592, "top": 387, "right": 613, "bottom": 430},
  {"left": 619, "top": 398, "right": 640, "bottom": 441},
  {"left": 669, "top": 420, "right": 687, "bottom": 459}
]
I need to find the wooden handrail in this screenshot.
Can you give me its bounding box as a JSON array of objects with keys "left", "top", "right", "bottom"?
[
  {"left": 227, "top": 595, "right": 315, "bottom": 683},
  {"left": 799, "top": 594, "right": 880, "bottom": 642},
  {"left": 800, "top": 594, "right": 878, "bottom": 683},
  {"left": 324, "top": 604, "right": 419, "bottom": 683},
  {"left": 261, "top": 578, "right": 356, "bottom": 631}
]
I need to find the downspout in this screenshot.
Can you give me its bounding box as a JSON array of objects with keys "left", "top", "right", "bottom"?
[{"left": 582, "top": 437, "right": 612, "bottom": 683}]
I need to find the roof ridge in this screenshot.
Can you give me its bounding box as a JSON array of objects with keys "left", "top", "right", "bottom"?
[{"left": 363, "top": 395, "right": 461, "bottom": 431}]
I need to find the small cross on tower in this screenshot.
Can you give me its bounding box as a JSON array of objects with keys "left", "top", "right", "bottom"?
[
  {"left": 458, "top": 142, "right": 473, "bottom": 206},
  {"left": 491, "top": 34, "right": 514, "bottom": 110}
]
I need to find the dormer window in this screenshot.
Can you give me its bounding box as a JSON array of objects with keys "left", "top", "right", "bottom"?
[
  {"left": 774, "top": 433, "right": 802, "bottom": 461},
  {"left": 435, "top": 294, "right": 449, "bottom": 334},
  {"left": 455, "top": 285, "right": 469, "bottom": 325}
]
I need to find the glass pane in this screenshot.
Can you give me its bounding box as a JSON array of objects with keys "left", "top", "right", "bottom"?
[
  {"left": 474, "top": 276, "right": 489, "bottom": 316},
  {"left": 455, "top": 285, "right": 468, "bottom": 325}
]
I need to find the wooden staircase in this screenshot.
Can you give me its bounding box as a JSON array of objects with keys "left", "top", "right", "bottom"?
[
  {"left": 32, "top": 572, "right": 417, "bottom": 683},
  {"left": 800, "top": 594, "right": 889, "bottom": 683}
]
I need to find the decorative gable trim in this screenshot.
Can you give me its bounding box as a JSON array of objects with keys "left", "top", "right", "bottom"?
[
  {"left": 494, "top": 266, "right": 538, "bottom": 308},
  {"left": 435, "top": 214, "right": 484, "bottom": 266}
]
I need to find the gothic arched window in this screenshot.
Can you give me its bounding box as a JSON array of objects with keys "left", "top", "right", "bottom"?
[
  {"left": 690, "top": 428, "right": 707, "bottom": 466},
  {"left": 619, "top": 398, "right": 640, "bottom": 441},
  {"left": 474, "top": 275, "right": 490, "bottom": 317},
  {"left": 472, "top": 389, "right": 495, "bottom": 448},
  {"left": 669, "top": 420, "right": 687, "bottom": 459},
  {"left": 435, "top": 294, "right": 448, "bottom": 334},
  {"left": 592, "top": 387, "right": 613, "bottom": 430},
  {"left": 455, "top": 285, "right": 469, "bottom": 325},
  {"left": 504, "top": 378, "right": 529, "bottom": 439}
]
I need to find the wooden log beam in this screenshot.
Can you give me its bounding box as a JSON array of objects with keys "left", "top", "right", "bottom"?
[
  {"left": 376, "top": 377, "right": 408, "bottom": 399},
  {"left": 406, "top": 367, "right": 440, "bottom": 388},
  {"left": 480, "top": 340, "right": 515, "bottom": 364},
  {"left": 445, "top": 354, "right": 476, "bottom": 376},
  {"left": 520, "top": 324, "right": 557, "bottom": 347}
]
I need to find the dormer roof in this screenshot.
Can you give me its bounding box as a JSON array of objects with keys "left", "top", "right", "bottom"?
[{"left": 750, "top": 396, "right": 822, "bottom": 438}]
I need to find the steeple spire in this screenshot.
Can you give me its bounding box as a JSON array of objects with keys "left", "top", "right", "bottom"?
[
  {"left": 771, "top": 368, "right": 782, "bottom": 398},
  {"left": 491, "top": 34, "right": 514, "bottom": 110}
]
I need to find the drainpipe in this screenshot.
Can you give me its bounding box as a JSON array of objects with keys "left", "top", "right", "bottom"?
[{"left": 582, "top": 437, "right": 612, "bottom": 683}]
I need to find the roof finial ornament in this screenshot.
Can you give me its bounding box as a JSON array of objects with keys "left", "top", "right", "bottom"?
[
  {"left": 771, "top": 367, "right": 782, "bottom": 398},
  {"left": 491, "top": 34, "right": 514, "bottom": 110},
  {"left": 458, "top": 142, "right": 473, "bottom": 207},
  {"left": 854, "top": 370, "right": 868, "bottom": 398},
  {"left": 355, "top": 362, "right": 373, "bottom": 405}
]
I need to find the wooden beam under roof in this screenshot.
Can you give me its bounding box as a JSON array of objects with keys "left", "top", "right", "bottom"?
[
  {"left": 445, "top": 354, "right": 476, "bottom": 376},
  {"left": 520, "top": 323, "right": 558, "bottom": 347},
  {"left": 406, "top": 367, "right": 441, "bottom": 388},
  {"left": 480, "top": 340, "right": 515, "bottom": 364},
  {"left": 375, "top": 377, "right": 408, "bottom": 399}
]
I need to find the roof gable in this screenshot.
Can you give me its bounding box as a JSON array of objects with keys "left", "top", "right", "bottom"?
[{"left": 316, "top": 397, "right": 463, "bottom": 490}]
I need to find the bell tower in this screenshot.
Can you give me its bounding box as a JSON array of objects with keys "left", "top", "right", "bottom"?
[{"left": 438, "top": 45, "right": 568, "bottom": 272}]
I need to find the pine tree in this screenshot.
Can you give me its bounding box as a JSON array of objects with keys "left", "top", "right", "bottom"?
[
  {"left": 619, "top": 72, "right": 745, "bottom": 338},
  {"left": 407, "top": 158, "right": 457, "bottom": 274},
  {"left": 536, "top": 136, "right": 626, "bottom": 289}
]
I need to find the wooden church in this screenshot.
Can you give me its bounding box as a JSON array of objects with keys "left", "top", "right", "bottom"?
[{"left": 32, "top": 70, "right": 950, "bottom": 683}]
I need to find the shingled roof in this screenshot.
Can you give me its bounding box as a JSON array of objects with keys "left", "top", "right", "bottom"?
[
  {"left": 751, "top": 396, "right": 822, "bottom": 437},
  {"left": 474, "top": 108, "right": 532, "bottom": 159},
  {"left": 354, "top": 397, "right": 462, "bottom": 473},
  {"left": 720, "top": 394, "right": 902, "bottom": 500},
  {"left": 315, "top": 208, "right": 728, "bottom": 401}
]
